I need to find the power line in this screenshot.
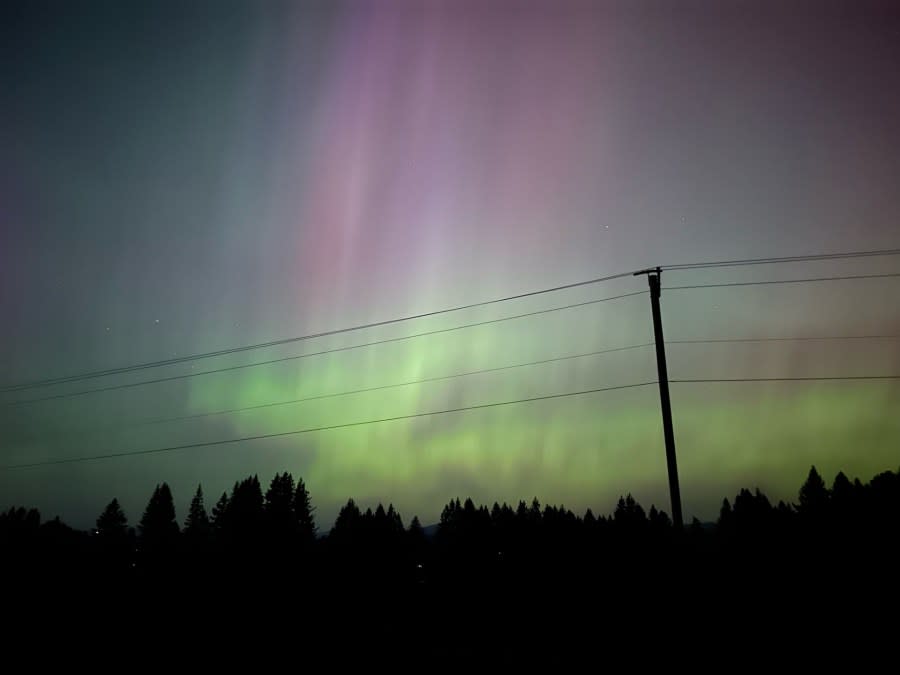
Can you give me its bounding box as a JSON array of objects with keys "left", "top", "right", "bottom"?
[
  {"left": 6, "top": 290, "right": 648, "bottom": 407},
  {"left": 669, "top": 335, "right": 900, "bottom": 345},
  {"left": 672, "top": 375, "right": 900, "bottom": 383},
  {"left": 662, "top": 247, "right": 900, "bottom": 271},
  {"left": 665, "top": 272, "right": 900, "bottom": 290},
  {"left": 53, "top": 343, "right": 657, "bottom": 433},
  {"left": 34, "top": 334, "right": 896, "bottom": 433},
  {"left": 0, "top": 381, "right": 658, "bottom": 470},
  {"left": 5, "top": 247, "right": 898, "bottom": 394},
  {"left": 1, "top": 270, "right": 640, "bottom": 393},
  {"left": 8, "top": 373, "right": 895, "bottom": 470}
]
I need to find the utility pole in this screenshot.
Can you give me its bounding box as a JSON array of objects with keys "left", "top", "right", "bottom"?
[{"left": 635, "top": 266, "right": 684, "bottom": 530}]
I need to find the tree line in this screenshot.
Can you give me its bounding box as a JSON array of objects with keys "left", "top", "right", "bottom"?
[
  {"left": 3, "top": 462, "right": 898, "bottom": 662},
  {"left": 3, "top": 464, "right": 898, "bottom": 585}
]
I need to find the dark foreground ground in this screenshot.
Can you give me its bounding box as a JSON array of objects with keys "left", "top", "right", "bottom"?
[
  {"left": 4, "top": 465, "right": 897, "bottom": 664},
  {"left": 4, "top": 534, "right": 897, "bottom": 667}
]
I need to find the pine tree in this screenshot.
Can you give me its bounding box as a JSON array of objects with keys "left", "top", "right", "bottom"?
[
  {"left": 719, "top": 498, "right": 733, "bottom": 531},
  {"left": 408, "top": 515, "right": 425, "bottom": 541},
  {"left": 96, "top": 498, "right": 128, "bottom": 539},
  {"left": 831, "top": 471, "right": 854, "bottom": 514},
  {"left": 211, "top": 491, "right": 230, "bottom": 533},
  {"left": 331, "top": 498, "right": 361, "bottom": 540},
  {"left": 184, "top": 484, "right": 210, "bottom": 540},
  {"left": 798, "top": 466, "right": 830, "bottom": 516},
  {"left": 690, "top": 516, "right": 704, "bottom": 535},
  {"left": 529, "top": 497, "right": 542, "bottom": 524},
  {"left": 515, "top": 500, "right": 528, "bottom": 519},
  {"left": 95, "top": 498, "right": 131, "bottom": 566},
  {"left": 139, "top": 483, "right": 179, "bottom": 553},
  {"left": 615, "top": 494, "right": 647, "bottom": 529},
  {"left": 293, "top": 478, "right": 316, "bottom": 544},
  {"left": 227, "top": 475, "right": 264, "bottom": 544},
  {"left": 264, "top": 472, "right": 296, "bottom": 541},
  {"left": 649, "top": 505, "right": 672, "bottom": 531},
  {"left": 408, "top": 515, "right": 426, "bottom": 567},
  {"left": 387, "top": 503, "right": 403, "bottom": 534}
]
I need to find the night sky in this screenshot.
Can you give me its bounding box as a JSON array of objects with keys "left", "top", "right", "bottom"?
[{"left": 2, "top": 0, "right": 899, "bottom": 530}]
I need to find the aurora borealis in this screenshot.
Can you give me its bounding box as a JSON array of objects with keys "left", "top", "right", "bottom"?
[{"left": 2, "top": 1, "right": 899, "bottom": 529}]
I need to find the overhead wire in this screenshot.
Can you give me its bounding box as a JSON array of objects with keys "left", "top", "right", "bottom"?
[
  {"left": 668, "top": 335, "right": 900, "bottom": 345},
  {"left": 664, "top": 272, "right": 900, "bottom": 291},
  {"left": 672, "top": 375, "right": 900, "bottom": 383},
  {"left": 0, "top": 270, "right": 641, "bottom": 392},
  {"left": 661, "top": 247, "right": 900, "bottom": 271},
  {"left": 0, "top": 381, "right": 659, "bottom": 470},
  {"left": 4, "top": 247, "right": 898, "bottom": 394},
  {"left": 5, "top": 290, "right": 648, "bottom": 407},
  {"left": 78, "top": 343, "right": 657, "bottom": 431},
  {"left": 2, "top": 245, "right": 898, "bottom": 469},
  {"left": 18, "top": 334, "right": 897, "bottom": 434}
]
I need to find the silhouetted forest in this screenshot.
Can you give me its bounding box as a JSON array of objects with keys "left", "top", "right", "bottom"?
[{"left": 3, "top": 465, "right": 898, "bottom": 661}]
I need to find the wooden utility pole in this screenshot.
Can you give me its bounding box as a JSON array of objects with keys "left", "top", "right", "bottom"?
[{"left": 635, "top": 267, "right": 684, "bottom": 529}]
